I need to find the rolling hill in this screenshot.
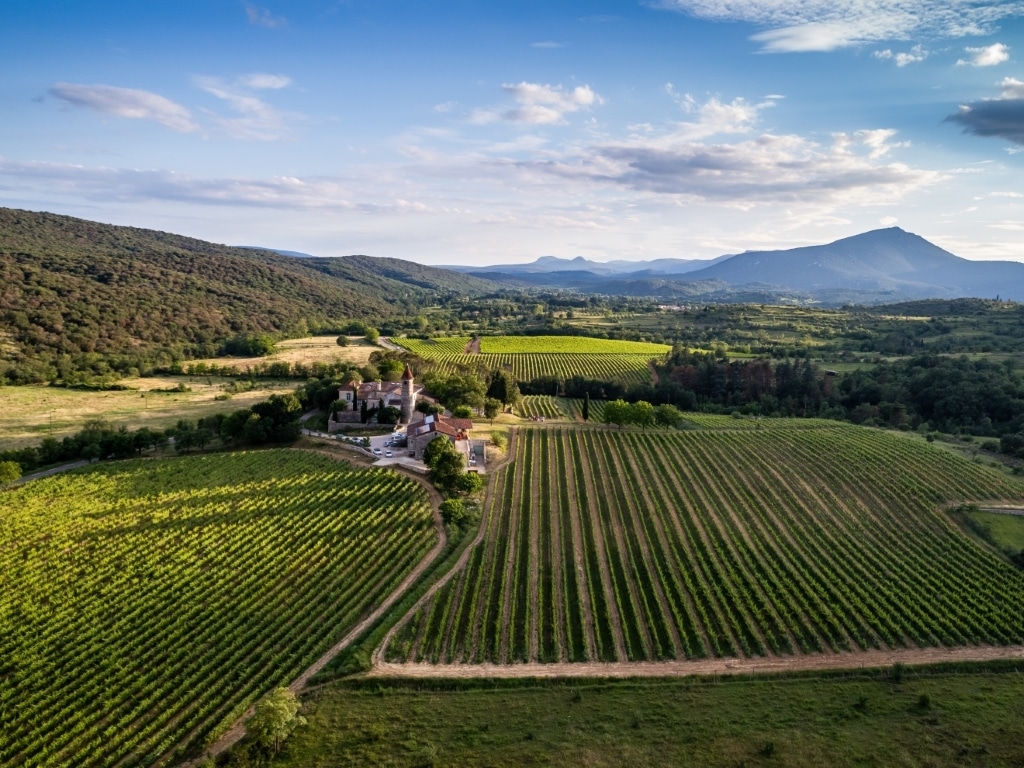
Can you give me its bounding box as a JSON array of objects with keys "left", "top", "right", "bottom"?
[
  {"left": 0, "top": 208, "right": 495, "bottom": 382},
  {"left": 454, "top": 228, "right": 1024, "bottom": 304}
]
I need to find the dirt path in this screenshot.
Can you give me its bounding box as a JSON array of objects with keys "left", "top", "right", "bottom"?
[
  {"left": 182, "top": 449, "right": 448, "bottom": 767},
  {"left": 648, "top": 360, "right": 660, "bottom": 385},
  {"left": 369, "top": 643, "right": 1024, "bottom": 680},
  {"left": 464, "top": 337, "right": 481, "bottom": 354},
  {"left": 13, "top": 459, "right": 90, "bottom": 484},
  {"left": 372, "top": 429, "right": 519, "bottom": 667}
]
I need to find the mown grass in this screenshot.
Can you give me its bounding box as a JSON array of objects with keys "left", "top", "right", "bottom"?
[
  {"left": 271, "top": 668, "right": 1024, "bottom": 767},
  {"left": 0, "top": 376, "right": 299, "bottom": 450},
  {"left": 969, "top": 511, "right": 1024, "bottom": 551}
]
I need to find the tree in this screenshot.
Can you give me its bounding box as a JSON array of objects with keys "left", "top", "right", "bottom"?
[
  {"left": 484, "top": 398, "right": 501, "bottom": 424},
  {"left": 364, "top": 327, "right": 380, "bottom": 344},
  {"left": 360, "top": 399, "right": 368, "bottom": 424},
  {"left": 487, "top": 369, "right": 520, "bottom": 406},
  {"left": 452, "top": 404, "right": 474, "bottom": 419},
  {"left": 0, "top": 460, "right": 21, "bottom": 486},
  {"left": 630, "top": 400, "right": 656, "bottom": 431},
  {"left": 416, "top": 400, "right": 443, "bottom": 416},
  {"left": 603, "top": 399, "right": 631, "bottom": 429},
  {"left": 248, "top": 687, "right": 306, "bottom": 754},
  {"left": 439, "top": 498, "right": 467, "bottom": 526},
  {"left": 582, "top": 392, "right": 590, "bottom": 422},
  {"left": 378, "top": 405, "right": 401, "bottom": 425},
  {"left": 423, "top": 436, "right": 476, "bottom": 496},
  {"left": 654, "top": 403, "right": 683, "bottom": 428},
  {"left": 335, "top": 335, "right": 350, "bottom": 347}
]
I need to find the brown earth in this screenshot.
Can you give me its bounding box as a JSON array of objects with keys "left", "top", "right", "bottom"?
[{"left": 369, "top": 643, "right": 1024, "bottom": 680}]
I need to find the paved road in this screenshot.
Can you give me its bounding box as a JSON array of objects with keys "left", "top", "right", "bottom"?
[{"left": 13, "top": 460, "right": 91, "bottom": 485}]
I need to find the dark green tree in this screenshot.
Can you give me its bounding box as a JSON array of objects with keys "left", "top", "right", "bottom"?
[{"left": 582, "top": 392, "right": 590, "bottom": 422}]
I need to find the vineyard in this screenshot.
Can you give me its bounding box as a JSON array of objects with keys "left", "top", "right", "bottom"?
[
  {"left": 0, "top": 451, "right": 437, "bottom": 768},
  {"left": 393, "top": 336, "right": 663, "bottom": 385},
  {"left": 516, "top": 396, "right": 571, "bottom": 420},
  {"left": 385, "top": 425, "right": 1024, "bottom": 665}
]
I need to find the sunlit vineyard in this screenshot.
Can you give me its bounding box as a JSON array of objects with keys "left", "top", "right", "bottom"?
[
  {"left": 0, "top": 451, "right": 436, "bottom": 768},
  {"left": 479, "top": 336, "right": 670, "bottom": 355},
  {"left": 394, "top": 336, "right": 663, "bottom": 385},
  {"left": 386, "top": 425, "right": 1024, "bottom": 665},
  {"left": 517, "top": 396, "right": 570, "bottom": 420}
]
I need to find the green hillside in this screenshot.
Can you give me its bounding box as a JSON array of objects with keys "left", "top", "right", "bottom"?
[{"left": 0, "top": 208, "right": 494, "bottom": 382}]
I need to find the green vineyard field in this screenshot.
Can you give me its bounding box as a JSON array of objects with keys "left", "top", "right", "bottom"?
[
  {"left": 386, "top": 425, "right": 1024, "bottom": 665},
  {"left": 0, "top": 451, "right": 436, "bottom": 768},
  {"left": 517, "top": 396, "right": 570, "bottom": 420},
  {"left": 394, "top": 336, "right": 662, "bottom": 385}
]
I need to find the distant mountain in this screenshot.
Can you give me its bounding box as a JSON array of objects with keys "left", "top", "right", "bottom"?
[
  {"left": 451, "top": 228, "right": 1024, "bottom": 304},
  {"left": 682, "top": 228, "right": 1024, "bottom": 301},
  {"left": 446, "top": 253, "right": 728, "bottom": 276},
  {"left": 0, "top": 208, "right": 496, "bottom": 381}
]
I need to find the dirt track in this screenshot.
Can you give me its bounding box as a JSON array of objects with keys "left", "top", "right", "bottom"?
[
  {"left": 369, "top": 643, "right": 1024, "bottom": 680},
  {"left": 179, "top": 447, "right": 448, "bottom": 767}
]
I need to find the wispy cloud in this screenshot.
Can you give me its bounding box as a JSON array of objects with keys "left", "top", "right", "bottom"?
[
  {"left": 957, "top": 42, "right": 1010, "bottom": 66},
  {"left": 244, "top": 3, "right": 287, "bottom": 29},
  {"left": 49, "top": 83, "right": 198, "bottom": 132},
  {"left": 0, "top": 157, "right": 428, "bottom": 214},
  {"left": 193, "top": 74, "right": 296, "bottom": 140},
  {"left": 650, "top": 1, "right": 1024, "bottom": 53},
  {"left": 470, "top": 82, "right": 602, "bottom": 125},
  {"left": 874, "top": 44, "right": 928, "bottom": 67},
  {"left": 946, "top": 77, "right": 1024, "bottom": 146},
  {"left": 530, "top": 41, "right": 564, "bottom": 49}
]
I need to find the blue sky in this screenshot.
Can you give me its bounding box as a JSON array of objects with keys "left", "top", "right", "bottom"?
[{"left": 3, "top": 1, "right": 1024, "bottom": 264}]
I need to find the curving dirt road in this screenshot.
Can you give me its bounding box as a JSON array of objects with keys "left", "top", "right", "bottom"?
[
  {"left": 179, "top": 448, "right": 448, "bottom": 767},
  {"left": 369, "top": 643, "right": 1024, "bottom": 680}
]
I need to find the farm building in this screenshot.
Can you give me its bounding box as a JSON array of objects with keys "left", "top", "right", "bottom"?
[
  {"left": 331, "top": 364, "right": 423, "bottom": 429},
  {"left": 407, "top": 413, "right": 474, "bottom": 460}
]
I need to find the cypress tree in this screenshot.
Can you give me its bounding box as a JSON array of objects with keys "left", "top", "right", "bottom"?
[{"left": 582, "top": 391, "right": 590, "bottom": 422}]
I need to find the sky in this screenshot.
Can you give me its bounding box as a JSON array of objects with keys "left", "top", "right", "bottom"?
[{"left": 3, "top": 1, "right": 1024, "bottom": 265}]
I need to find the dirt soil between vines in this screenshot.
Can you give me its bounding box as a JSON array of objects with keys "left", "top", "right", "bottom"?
[{"left": 369, "top": 643, "right": 1024, "bottom": 679}]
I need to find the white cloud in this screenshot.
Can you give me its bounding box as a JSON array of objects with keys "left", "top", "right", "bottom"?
[
  {"left": 522, "top": 121, "right": 940, "bottom": 204},
  {"left": 193, "top": 75, "right": 295, "bottom": 140},
  {"left": 875, "top": 44, "right": 928, "bottom": 66},
  {"left": 880, "top": 216, "right": 899, "bottom": 226},
  {"left": 946, "top": 77, "right": 1024, "bottom": 145},
  {"left": 49, "top": 83, "right": 198, "bottom": 132},
  {"left": 530, "top": 41, "right": 564, "bottom": 49},
  {"left": 238, "top": 73, "right": 293, "bottom": 90},
  {"left": 434, "top": 101, "right": 458, "bottom": 113},
  {"left": 958, "top": 42, "right": 1010, "bottom": 66},
  {"left": 244, "top": 3, "right": 287, "bottom": 29},
  {"left": 470, "top": 82, "right": 602, "bottom": 125},
  {"left": 650, "top": 1, "right": 1024, "bottom": 53},
  {"left": 0, "top": 157, "right": 427, "bottom": 214}
]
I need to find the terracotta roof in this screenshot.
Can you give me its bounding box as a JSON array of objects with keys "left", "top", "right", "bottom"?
[
  {"left": 445, "top": 417, "right": 474, "bottom": 430},
  {"left": 401, "top": 363, "right": 414, "bottom": 380}
]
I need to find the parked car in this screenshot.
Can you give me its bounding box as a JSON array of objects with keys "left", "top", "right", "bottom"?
[
  {"left": 385, "top": 450, "right": 393, "bottom": 458},
  {"left": 373, "top": 448, "right": 382, "bottom": 456}
]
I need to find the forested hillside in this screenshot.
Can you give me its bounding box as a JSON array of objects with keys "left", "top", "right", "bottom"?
[{"left": 0, "top": 208, "right": 492, "bottom": 382}]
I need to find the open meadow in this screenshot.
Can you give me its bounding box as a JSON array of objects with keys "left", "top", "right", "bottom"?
[
  {"left": 266, "top": 668, "right": 1024, "bottom": 767},
  {"left": 0, "top": 376, "right": 299, "bottom": 450},
  {"left": 385, "top": 424, "right": 1024, "bottom": 666},
  {"left": 183, "top": 335, "right": 376, "bottom": 373},
  {"left": 0, "top": 450, "right": 438, "bottom": 767}
]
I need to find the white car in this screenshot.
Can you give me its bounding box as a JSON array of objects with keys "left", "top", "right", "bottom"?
[
  {"left": 372, "top": 448, "right": 382, "bottom": 456},
  {"left": 385, "top": 450, "right": 393, "bottom": 458}
]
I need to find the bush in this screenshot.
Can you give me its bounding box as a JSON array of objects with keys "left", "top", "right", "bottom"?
[{"left": 439, "top": 498, "right": 467, "bottom": 526}]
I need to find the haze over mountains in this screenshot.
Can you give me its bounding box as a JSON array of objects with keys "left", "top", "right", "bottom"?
[{"left": 449, "top": 228, "right": 1024, "bottom": 304}]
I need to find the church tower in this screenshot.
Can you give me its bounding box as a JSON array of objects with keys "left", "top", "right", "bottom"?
[{"left": 400, "top": 364, "right": 416, "bottom": 423}]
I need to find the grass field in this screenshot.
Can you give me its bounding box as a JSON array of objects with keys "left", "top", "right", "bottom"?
[
  {"left": 0, "top": 376, "right": 299, "bottom": 450},
  {"left": 386, "top": 424, "right": 1024, "bottom": 665},
  {"left": 184, "top": 335, "right": 376, "bottom": 372},
  {"left": 0, "top": 450, "right": 437, "bottom": 768},
  {"left": 969, "top": 510, "right": 1024, "bottom": 551},
  {"left": 271, "top": 669, "right": 1024, "bottom": 767},
  {"left": 394, "top": 336, "right": 662, "bottom": 386}
]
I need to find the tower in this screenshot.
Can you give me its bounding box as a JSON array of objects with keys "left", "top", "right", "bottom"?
[{"left": 400, "top": 363, "right": 416, "bottom": 423}]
